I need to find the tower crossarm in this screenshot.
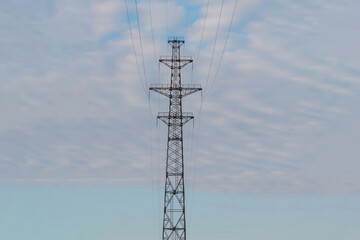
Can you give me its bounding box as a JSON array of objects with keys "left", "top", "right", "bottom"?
[
  {"left": 157, "top": 112, "right": 194, "bottom": 126},
  {"left": 159, "top": 56, "right": 193, "bottom": 69},
  {"left": 149, "top": 84, "right": 202, "bottom": 98}
]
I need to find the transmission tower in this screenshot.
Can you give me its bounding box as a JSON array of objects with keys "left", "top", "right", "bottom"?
[{"left": 150, "top": 37, "right": 202, "bottom": 240}]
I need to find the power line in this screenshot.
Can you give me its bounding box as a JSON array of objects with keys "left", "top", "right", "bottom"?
[
  {"left": 148, "top": 0, "right": 157, "bottom": 61},
  {"left": 186, "top": 0, "right": 190, "bottom": 29},
  {"left": 190, "top": 3, "right": 239, "bottom": 219},
  {"left": 184, "top": 0, "right": 191, "bottom": 52},
  {"left": 148, "top": 96, "right": 156, "bottom": 240},
  {"left": 135, "top": 0, "right": 149, "bottom": 88},
  {"left": 124, "top": 0, "right": 147, "bottom": 94},
  {"left": 194, "top": 0, "right": 210, "bottom": 69},
  {"left": 165, "top": 0, "right": 169, "bottom": 37},
  {"left": 187, "top": 0, "right": 227, "bottom": 223},
  {"left": 144, "top": 2, "right": 160, "bottom": 239},
  {"left": 207, "top": 0, "right": 239, "bottom": 97},
  {"left": 124, "top": 3, "right": 158, "bottom": 239},
  {"left": 203, "top": 0, "right": 225, "bottom": 95},
  {"left": 189, "top": 2, "right": 212, "bottom": 209}
]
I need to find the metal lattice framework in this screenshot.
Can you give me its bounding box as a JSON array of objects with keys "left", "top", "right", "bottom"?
[{"left": 150, "top": 37, "right": 201, "bottom": 240}]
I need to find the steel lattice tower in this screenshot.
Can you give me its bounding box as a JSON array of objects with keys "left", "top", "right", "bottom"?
[{"left": 150, "top": 37, "right": 201, "bottom": 240}]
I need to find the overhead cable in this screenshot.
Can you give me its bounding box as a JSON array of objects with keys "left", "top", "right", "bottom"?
[
  {"left": 135, "top": 0, "right": 149, "bottom": 88},
  {"left": 124, "top": 0, "right": 147, "bottom": 94},
  {"left": 207, "top": 0, "right": 239, "bottom": 97},
  {"left": 203, "top": 0, "right": 225, "bottom": 95},
  {"left": 194, "top": 0, "right": 210, "bottom": 69},
  {"left": 148, "top": 0, "right": 158, "bottom": 61}
]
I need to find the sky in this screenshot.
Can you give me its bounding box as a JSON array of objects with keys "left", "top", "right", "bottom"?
[{"left": 0, "top": 0, "right": 360, "bottom": 239}]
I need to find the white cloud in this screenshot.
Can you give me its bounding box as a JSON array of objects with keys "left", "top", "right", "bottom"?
[{"left": 0, "top": 0, "right": 360, "bottom": 194}]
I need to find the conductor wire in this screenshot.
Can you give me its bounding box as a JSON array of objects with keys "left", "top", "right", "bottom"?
[
  {"left": 203, "top": 0, "right": 225, "bottom": 95},
  {"left": 148, "top": 0, "right": 158, "bottom": 61},
  {"left": 207, "top": 0, "right": 239, "bottom": 97},
  {"left": 124, "top": 0, "right": 147, "bottom": 94},
  {"left": 194, "top": 0, "right": 210, "bottom": 69},
  {"left": 135, "top": 0, "right": 149, "bottom": 87}
]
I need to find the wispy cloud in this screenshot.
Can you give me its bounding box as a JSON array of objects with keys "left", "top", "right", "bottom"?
[{"left": 0, "top": 0, "right": 359, "bottom": 194}]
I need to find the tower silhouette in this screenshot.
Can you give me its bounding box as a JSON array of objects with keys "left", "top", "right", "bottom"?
[{"left": 150, "top": 37, "right": 202, "bottom": 240}]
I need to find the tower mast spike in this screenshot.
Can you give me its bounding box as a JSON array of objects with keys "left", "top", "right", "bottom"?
[{"left": 150, "top": 37, "right": 202, "bottom": 240}]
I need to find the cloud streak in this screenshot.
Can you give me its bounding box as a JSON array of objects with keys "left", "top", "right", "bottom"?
[{"left": 1, "top": 0, "right": 359, "bottom": 194}]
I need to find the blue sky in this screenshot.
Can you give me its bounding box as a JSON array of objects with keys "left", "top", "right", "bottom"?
[
  {"left": 1, "top": 0, "right": 360, "bottom": 239},
  {"left": 1, "top": 186, "right": 359, "bottom": 240}
]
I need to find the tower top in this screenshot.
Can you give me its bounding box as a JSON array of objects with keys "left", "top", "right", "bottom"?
[{"left": 168, "top": 36, "right": 185, "bottom": 45}]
